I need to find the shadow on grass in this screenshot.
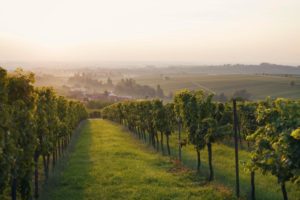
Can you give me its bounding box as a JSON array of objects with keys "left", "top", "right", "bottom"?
[
  {"left": 166, "top": 136, "right": 299, "bottom": 200},
  {"left": 39, "top": 120, "right": 92, "bottom": 200},
  {"left": 127, "top": 130, "right": 299, "bottom": 200}
]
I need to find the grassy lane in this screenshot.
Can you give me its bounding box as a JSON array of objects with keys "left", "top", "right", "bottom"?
[{"left": 40, "top": 119, "right": 235, "bottom": 200}]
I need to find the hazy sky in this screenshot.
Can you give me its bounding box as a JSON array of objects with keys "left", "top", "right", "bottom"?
[{"left": 0, "top": 0, "right": 300, "bottom": 65}]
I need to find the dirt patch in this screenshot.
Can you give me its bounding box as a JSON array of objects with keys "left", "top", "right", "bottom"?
[{"left": 167, "top": 158, "right": 192, "bottom": 174}]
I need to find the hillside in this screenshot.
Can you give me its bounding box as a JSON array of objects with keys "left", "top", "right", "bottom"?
[{"left": 135, "top": 74, "right": 300, "bottom": 100}]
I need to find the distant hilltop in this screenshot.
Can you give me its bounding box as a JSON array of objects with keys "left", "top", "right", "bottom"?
[
  {"left": 166, "top": 63, "right": 300, "bottom": 75},
  {"left": 1, "top": 62, "right": 300, "bottom": 75}
]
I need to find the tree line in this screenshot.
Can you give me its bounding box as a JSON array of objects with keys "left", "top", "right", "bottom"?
[
  {"left": 101, "top": 89, "right": 300, "bottom": 200},
  {"left": 0, "top": 68, "right": 88, "bottom": 200},
  {"left": 114, "top": 78, "right": 165, "bottom": 98}
]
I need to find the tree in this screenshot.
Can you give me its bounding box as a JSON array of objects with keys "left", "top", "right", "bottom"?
[
  {"left": 114, "top": 78, "right": 157, "bottom": 98},
  {"left": 107, "top": 77, "right": 113, "bottom": 87},
  {"left": 104, "top": 90, "right": 109, "bottom": 96},
  {"left": 156, "top": 85, "right": 164, "bottom": 98}
]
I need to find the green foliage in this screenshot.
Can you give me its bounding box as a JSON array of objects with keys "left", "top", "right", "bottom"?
[
  {"left": 85, "top": 100, "right": 114, "bottom": 110},
  {"left": 0, "top": 67, "right": 88, "bottom": 200},
  {"left": 247, "top": 98, "right": 300, "bottom": 198},
  {"left": 291, "top": 128, "right": 300, "bottom": 140},
  {"left": 68, "top": 72, "right": 103, "bottom": 88},
  {"left": 163, "top": 103, "right": 176, "bottom": 135},
  {"left": 6, "top": 68, "right": 37, "bottom": 200},
  {"left": 0, "top": 67, "right": 10, "bottom": 195},
  {"left": 102, "top": 98, "right": 176, "bottom": 152},
  {"left": 102, "top": 87, "right": 300, "bottom": 198},
  {"left": 238, "top": 101, "right": 257, "bottom": 142},
  {"left": 114, "top": 78, "right": 164, "bottom": 98}
]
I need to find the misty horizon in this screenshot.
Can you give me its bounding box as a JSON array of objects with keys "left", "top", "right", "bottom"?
[
  {"left": 1, "top": 0, "right": 300, "bottom": 65},
  {"left": 1, "top": 60, "right": 300, "bottom": 70}
]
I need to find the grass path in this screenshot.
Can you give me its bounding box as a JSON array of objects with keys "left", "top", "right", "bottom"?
[{"left": 40, "top": 119, "right": 235, "bottom": 200}]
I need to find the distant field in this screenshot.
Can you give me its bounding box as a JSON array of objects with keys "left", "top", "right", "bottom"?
[
  {"left": 40, "top": 120, "right": 235, "bottom": 200},
  {"left": 135, "top": 74, "right": 300, "bottom": 100},
  {"left": 33, "top": 72, "right": 300, "bottom": 100}
]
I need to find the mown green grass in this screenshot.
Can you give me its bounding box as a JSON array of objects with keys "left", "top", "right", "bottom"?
[
  {"left": 40, "top": 119, "right": 235, "bottom": 200},
  {"left": 135, "top": 74, "right": 300, "bottom": 100}
]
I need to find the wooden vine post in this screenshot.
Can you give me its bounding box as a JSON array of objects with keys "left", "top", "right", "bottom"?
[
  {"left": 178, "top": 116, "right": 182, "bottom": 162},
  {"left": 233, "top": 99, "right": 240, "bottom": 198}
]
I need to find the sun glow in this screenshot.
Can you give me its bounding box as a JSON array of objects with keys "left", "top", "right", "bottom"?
[{"left": 0, "top": 0, "right": 300, "bottom": 64}]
